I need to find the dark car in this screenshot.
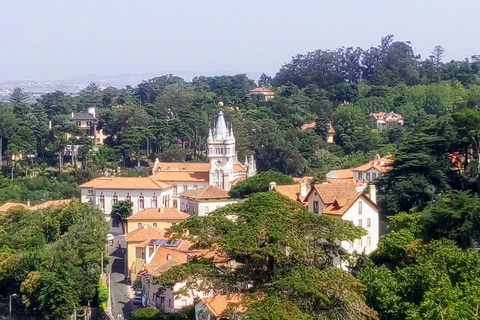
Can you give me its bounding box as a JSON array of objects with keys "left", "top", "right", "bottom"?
[{"left": 133, "top": 296, "right": 142, "bottom": 305}]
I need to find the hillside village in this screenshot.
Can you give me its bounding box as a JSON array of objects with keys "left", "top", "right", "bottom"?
[{"left": 2, "top": 36, "right": 480, "bottom": 320}]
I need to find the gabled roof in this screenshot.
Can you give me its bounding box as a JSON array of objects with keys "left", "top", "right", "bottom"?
[
  {"left": 293, "top": 176, "right": 313, "bottom": 185},
  {"left": 326, "top": 168, "right": 354, "bottom": 179},
  {"left": 125, "top": 224, "right": 166, "bottom": 242},
  {"left": 79, "top": 176, "right": 172, "bottom": 189},
  {"left": 154, "top": 162, "right": 210, "bottom": 172},
  {"left": 370, "top": 112, "right": 404, "bottom": 121},
  {"left": 145, "top": 246, "right": 189, "bottom": 275},
  {"left": 126, "top": 207, "right": 190, "bottom": 221},
  {"left": 300, "top": 121, "right": 316, "bottom": 130},
  {"left": 28, "top": 199, "right": 72, "bottom": 211},
  {"left": 249, "top": 87, "right": 275, "bottom": 95},
  {"left": 151, "top": 171, "right": 209, "bottom": 182},
  {"left": 201, "top": 293, "right": 247, "bottom": 317},
  {"left": 180, "top": 185, "right": 230, "bottom": 199},
  {"left": 0, "top": 202, "right": 29, "bottom": 211},
  {"left": 351, "top": 156, "right": 393, "bottom": 173},
  {"left": 273, "top": 184, "right": 307, "bottom": 203}
]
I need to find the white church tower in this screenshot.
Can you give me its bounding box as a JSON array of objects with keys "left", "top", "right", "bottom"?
[{"left": 207, "top": 103, "right": 236, "bottom": 191}]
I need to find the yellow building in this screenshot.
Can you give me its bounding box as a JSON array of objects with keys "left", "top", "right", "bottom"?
[
  {"left": 126, "top": 207, "right": 190, "bottom": 233},
  {"left": 125, "top": 224, "right": 166, "bottom": 277}
]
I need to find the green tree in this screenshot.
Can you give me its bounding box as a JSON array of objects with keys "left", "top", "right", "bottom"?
[
  {"left": 228, "top": 171, "right": 294, "bottom": 198},
  {"left": 111, "top": 200, "right": 133, "bottom": 233},
  {"left": 157, "top": 192, "right": 375, "bottom": 319}
]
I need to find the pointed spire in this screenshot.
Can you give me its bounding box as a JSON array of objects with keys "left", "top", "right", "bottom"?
[
  {"left": 213, "top": 109, "right": 228, "bottom": 141},
  {"left": 208, "top": 127, "right": 213, "bottom": 140}
]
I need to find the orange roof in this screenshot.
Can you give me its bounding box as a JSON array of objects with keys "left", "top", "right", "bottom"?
[
  {"left": 180, "top": 185, "right": 230, "bottom": 199},
  {"left": 28, "top": 199, "right": 72, "bottom": 211},
  {"left": 231, "top": 176, "right": 246, "bottom": 186},
  {"left": 300, "top": 121, "right": 316, "bottom": 130},
  {"left": 273, "top": 184, "right": 307, "bottom": 203},
  {"left": 201, "top": 293, "right": 247, "bottom": 317},
  {"left": 292, "top": 176, "right": 313, "bottom": 185},
  {"left": 370, "top": 111, "right": 404, "bottom": 121},
  {"left": 127, "top": 207, "right": 190, "bottom": 221},
  {"left": 233, "top": 163, "right": 247, "bottom": 172},
  {"left": 328, "top": 122, "right": 335, "bottom": 134},
  {"left": 145, "top": 246, "right": 189, "bottom": 275},
  {"left": 125, "top": 224, "right": 166, "bottom": 242},
  {"left": 249, "top": 87, "right": 275, "bottom": 95},
  {"left": 79, "top": 176, "right": 172, "bottom": 189},
  {"left": 326, "top": 178, "right": 364, "bottom": 187},
  {"left": 151, "top": 171, "right": 209, "bottom": 182},
  {"left": 352, "top": 156, "right": 393, "bottom": 173},
  {"left": 154, "top": 162, "right": 210, "bottom": 172},
  {"left": 0, "top": 202, "right": 29, "bottom": 211},
  {"left": 327, "top": 168, "right": 354, "bottom": 179}
]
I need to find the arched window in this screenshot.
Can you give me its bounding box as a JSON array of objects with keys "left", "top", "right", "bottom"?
[
  {"left": 152, "top": 196, "right": 158, "bottom": 207},
  {"left": 112, "top": 195, "right": 118, "bottom": 204},
  {"left": 99, "top": 195, "right": 105, "bottom": 210},
  {"left": 139, "top": 195, "right": 145, "bottom": 210}
]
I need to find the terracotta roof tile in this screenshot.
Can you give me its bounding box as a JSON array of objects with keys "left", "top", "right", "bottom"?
[
  {"left": 151, "top": 171, "right": 209, "bottom": 182},
  {"left": 79, "top": 176, "right": 172, "bottom": 189},
  {"left": 327, "top": 168, "right": 354, "bottom": 179},
  {"left": 154, "top": 162, "right": 210, "bottom": 172},
  {"left": 201, "top": 293, "right": 246, "bottom": 317},
  {"left": 352, "top": 156, "right": 393, "bottom": 173},
  {"left": 180, "top": 185, "right": 230, "bottom": 199},
  {"left": 0, "top": 202, "right": 30, "bottom": 211},
  {"left": 249, "top": 87, "right": 275, "bottom": 95},
  {"left": 27, "top": 199, "right": 72, "bottom": 211},
  {"left": 300, "top": 121, "right": 316, "bottom": 130},
  {"left": 127, "top": 207, "right": 190, "bottom": 221},
  {"left": 233, "top": 163, "right": 247, "bottom": 172},
  {"left": 273, "top": 184, "right": 307, "bottom": 203},
  {"left": 125, "top": 224, "right": 166, "bottom": 242},
  {"left": 292, "top": 176, "right": 313, "bottom": 185}
]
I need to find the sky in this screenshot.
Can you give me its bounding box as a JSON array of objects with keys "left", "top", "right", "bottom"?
[{"left": 1, "top": 0, "right": 479, "bottom": 82}]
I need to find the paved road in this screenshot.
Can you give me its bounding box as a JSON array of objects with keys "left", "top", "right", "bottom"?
[{"left": 107, "top": 230, "right": 141, "bottom": 319}]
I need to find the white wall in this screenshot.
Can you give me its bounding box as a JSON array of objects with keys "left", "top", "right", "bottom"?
[
  {"left": 341, "top": 196, "right": 379, "bottom": 255},
  {"left": 80, "top": 187, "right": 172, "bottom": 222},
  {"left": 180, "top": 197, "right": 237, "bottom": 216},
  {"left": 353, "top": 168, "right": 382, "bottom": 182}
]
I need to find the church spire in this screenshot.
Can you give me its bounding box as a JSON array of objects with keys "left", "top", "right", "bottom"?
[{"left": 213, "top": 103, "right": 228, "bottom": 141}]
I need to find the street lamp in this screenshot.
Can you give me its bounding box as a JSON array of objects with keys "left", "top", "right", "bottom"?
[{"left": 9, "top": 293, "right": 19, "bottom": 320}]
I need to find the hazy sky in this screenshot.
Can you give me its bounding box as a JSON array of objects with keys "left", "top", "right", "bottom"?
[{"left": 1, "top": 0, "right": 479, "bottom": 82}]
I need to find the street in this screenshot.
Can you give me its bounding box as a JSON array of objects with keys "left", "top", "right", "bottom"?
[{"left": 107, "top": 229, "right": 140, "bottom": 319}]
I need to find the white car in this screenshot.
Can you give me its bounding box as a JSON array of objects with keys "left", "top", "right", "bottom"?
[{"left": 106, "top": 234, "right": 115, "bottom": 241}]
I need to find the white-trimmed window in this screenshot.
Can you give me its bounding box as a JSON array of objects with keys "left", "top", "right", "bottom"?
[
  {"left": 358, "top": 219, "right": 362, "bottom": 227},
  {"left": 99, "top": 195, "right": 105, "bottom": 210},
  {"left": 366, "top": 172, "right": 371, "bottom": 181},
  {"left": 173, "top": 186, "right": 177, "bottom": 195},
  {"left": 205, "top": 206, "right": 209, "bottom": 214},
  {"left": 367, "top": 237, "right": 371, "bottom": 246},
  {"left": 183, "top": 185, "right": 188, "bottom": 191},
  {"left": 141, "top": 251, "right": 145, "bottom": 261},
  {"left": 358, "top": 172, "right": 363, "bottom": 180},
  {"left": 152, "top": 196, "right": 158, "bottom": 207},
  {"left": 367, "top": 218, "right": 371, "bottom": 228},
  {"left": 139, "top": 195, "right": 145, "bottom": 210},
  {"left": 153, "top": 223, "right": 157, "bottom": 227},
  {"left": 137, "top": 222, "right": 142, "bottom": 228},
  {"left": 357, "top": 238, "right": 362, "bottom": 247},
  {"left": 313, "top": 201, "right": 319, "bottom": 214},
  {"left": 358, "top": 201, "right": 363, "bottom": 214},
  {"left": 112, "top": 194, "right": 118, "bottom": 204},
  {"left": 87, "top": 189, "right": 94, "bottom": 195}
]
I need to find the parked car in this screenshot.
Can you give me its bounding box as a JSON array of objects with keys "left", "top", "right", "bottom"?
[
  {"left": 134, "top": 289, "right": 142, "bottom": 296},
  {"left": 133, "top": 296, "right": 142, "bottom": 305}
]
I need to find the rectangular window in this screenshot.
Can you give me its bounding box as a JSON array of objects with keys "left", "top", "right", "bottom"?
[
  {"left": 216, "top": 206, "right": 220, "bottom": 209},
  {"left": 173, "top": 186, "right": 177, "bottom": 195},
  {"left": 358, "top": 172, "right": 363, "bottom": 180},
  {"left": 173, "top": 200, "right": 178, "bottom": 208},
  {"left": 168, "top": 299, "right": 172, "bottom": 308},
  {"left": 358, "top": 201, "right": 363, "bottom": 214},
  {"left": 366, "top": 172, "right": 371, "bottom": 181},
  {"left": 367, "top": 218, "right": 371, "bottom": 227},
  {"left": 358, "top": 219, "right": 362, "bottom": 227},
  {"left": 138, "top": 222, "right": 142, "bottom": 229},
  {"left": 367, "top": 237, "right": 371, "bottom": 246},
  {"left": 205, "top": 206, "right": 209, "bottom": 214},
  {"left": 141, "top": 251, "right": 145, "bottom": 261},
  {"left": 172, "top": 222, "right": 176, "bottom": 226},
  {"left": 193, "top": 185, "right": 198, "bottom": 189},
  {"left": 87, "top": 189, "right": 94, "bottom": 194},
  {"left": 183, "top": 185, "right": 188, "bottom": 191},
  {"left": 313, "top": 201, "right": 319, "bottom": 214},
  {"left": 153, "top": 223, "right": 157, "bottom": 227},
  {"left": 349, "top": 241, "right": 354, "bottom": 249},
  {"left": 357, "top": 239, "right": 362, "bottom": 247},
  {"left": 372, "top": 173, "right": 377, "bottom": 180}
]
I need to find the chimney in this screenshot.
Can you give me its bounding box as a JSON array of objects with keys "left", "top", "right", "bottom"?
[
  {"left": 269, "top": 181, "right": 276, "bottom": 191},
  {"left": 369, "top": 184, "right": 377, "bottom": 204},
  {"left": 300, "top": 183, "right": 307, "bottom": 197},
  {"left": 71, "top": 112, "right": 74, "bottom": 118},
  {"left": 166, "top": 254, "right": 172, "bottom": 261},
  {"left": 159, "top": 207, "right": 164, "bottom": 213}
]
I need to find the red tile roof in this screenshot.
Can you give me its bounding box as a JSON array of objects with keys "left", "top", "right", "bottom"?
[
  {"left": 154, "top": 162, "right": 210, "bottom": 172},
  {"left": 273, "top": 184, "right": 307, "bottom": 203},
  {"left": 201, "top": 293, "right": 247, "bottom": 317},
  {"left": 327, "top": 168, "right": 354, "bottom": 179},
  {"left": 125, "top": 224, "right": 166, "bottom": 242},
  {"left": 127, "top": 207, "right": 190, "bottom": 221},
  {"left": 79, "top": 177, "right": 172, "bottom": 189},
  {"left": 28, "top": 199, "right": 72, "bottom": 211},
  {"left": 0, "top": 202, "right": 29, "bottom": 211},
  {"left": 300, "top": 121, "right": 316, "bottom": 130},
  {"left": 180, "top": 185, "right": 230, "bottom": 199},
  {"left": 352, "top": 156, "right": 393, "bottom": 173},
  {"left": 249, "top": 87, "right": 275, "bottom": 96}
]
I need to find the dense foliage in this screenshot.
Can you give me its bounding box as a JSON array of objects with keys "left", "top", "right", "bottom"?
[
  {"left": 156, "top": 192, "right": 376, "bottom": 319},
  {"left": 0, "top": 201, "right": 108, "bottom": 319},
  {"left": 228, "top": 171, "right": 294, "bottom": 198}
]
